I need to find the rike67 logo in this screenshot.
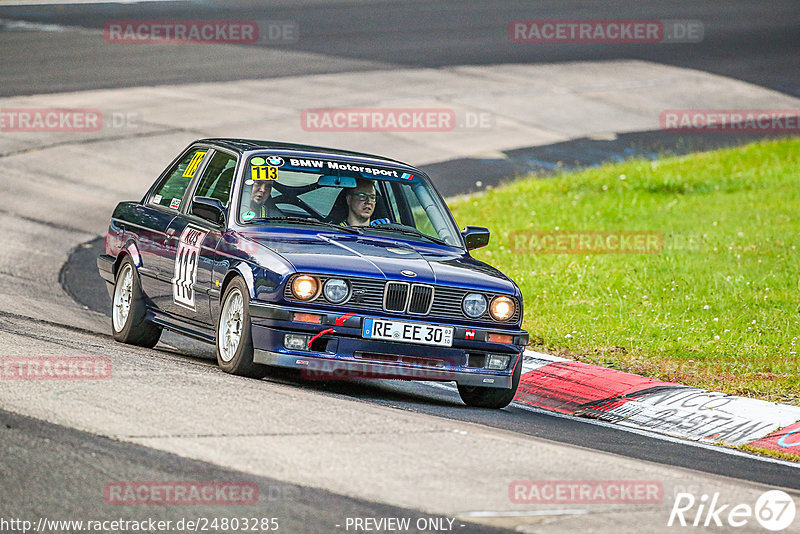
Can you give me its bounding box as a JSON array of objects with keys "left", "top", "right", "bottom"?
[{"left": 668, "top": 490, "right": 796, "bottom": 531}]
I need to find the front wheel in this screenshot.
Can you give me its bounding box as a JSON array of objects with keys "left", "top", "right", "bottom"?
[
  {"left": 216, "top": 277, "right": 268, "bottom": 379},
  {"left": 457, "top": 355, "right": 522, "bottom": 409},
  {"left": 111, "top": 257, "right": 162, "bottom": 348}
]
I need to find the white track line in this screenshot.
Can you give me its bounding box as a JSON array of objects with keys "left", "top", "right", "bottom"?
[
  {"left": 0, "top": 0, "right": 177, "bottom": 5},
  {"left": 511, "top": 401, "right": 800, "bottom": 469},
  {"left": 420, "top": 381, "right": 800, "bottom": 470}
]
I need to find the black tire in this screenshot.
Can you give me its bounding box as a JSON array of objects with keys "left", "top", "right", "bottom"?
[
  {"left": 215, "top": 277, "right": 268, "bottom": 378},
  {"left": 111, "top": 256, "right": 162, "bottom": 348},
  {"left": 457, "top": 355, "right": 522, "bottom": 409}
]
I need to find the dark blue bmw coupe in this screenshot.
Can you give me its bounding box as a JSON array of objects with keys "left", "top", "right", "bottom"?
[{"left": 98, "top": 139, "right": 528, "bottom": 408}]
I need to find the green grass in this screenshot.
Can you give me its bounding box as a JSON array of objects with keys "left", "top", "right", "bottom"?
[
  {"left": 449, "top": 138, "right": 800, "bottom": 405},
  {"left": 738, "top": 443, "right": 800, "bottom": 462}
]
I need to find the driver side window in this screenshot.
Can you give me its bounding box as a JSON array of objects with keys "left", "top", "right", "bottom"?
[{"left": 193, "top": 151, "right": 237, "bottom": 207}]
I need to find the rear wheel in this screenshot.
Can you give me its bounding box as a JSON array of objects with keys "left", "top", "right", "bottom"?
[
  {"left": 457, "top": 355, "right": 522, "bottom": 409},
  {"left": 111, "top": 257, "right": 162, "bottom": 348},
  {"left": 216, "top": 277, "right": 268, "bottom": 378}
]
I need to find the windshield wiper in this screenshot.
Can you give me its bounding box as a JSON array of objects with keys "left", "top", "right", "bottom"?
[
  {"left": 366, "top": 224, "right": 449, "bottom": 245},
  {"left": 249, "top": 217, "right": 362, "bottom": 234}
]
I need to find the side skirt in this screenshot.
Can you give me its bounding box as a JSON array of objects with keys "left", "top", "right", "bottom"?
[{"left": 148, "top": 310, "right": 216, "bottom": 344}]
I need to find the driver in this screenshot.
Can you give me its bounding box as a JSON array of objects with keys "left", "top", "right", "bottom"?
[{"left": 341, "top": 179, "right": 390, "bottom": 227}]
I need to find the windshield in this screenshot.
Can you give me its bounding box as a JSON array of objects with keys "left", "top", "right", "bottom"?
[{"left": 238, "top": 154, "right": 462, "bottom": 247}]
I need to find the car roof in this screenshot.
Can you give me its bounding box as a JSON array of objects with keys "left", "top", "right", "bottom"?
[{"left": 198, "top": 138, "right": 413, "bottom": 169}]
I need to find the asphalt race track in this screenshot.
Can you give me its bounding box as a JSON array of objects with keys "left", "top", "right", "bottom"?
[
  {"left": 1, "top": 1, "right": 799, "bottom": 533},
  {"left": 0, "top": 0, "right": 798, "bottom": 97}
]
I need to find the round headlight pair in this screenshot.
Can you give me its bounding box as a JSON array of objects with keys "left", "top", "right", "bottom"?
[
  {"left": 490, "top": 296, "right": 515, "bottom": 321},
  {"left": 291, "top": 275, "right": 318, "bottom": 301},
  {"left": 290, "top": 275, "right": 349, "bottom": 304},
  {"left": 462, "top": 293, "right": 515, "bottom": 321},
  {"left": 323, "top": 278, "right": 350, "bottom": 304},
  {"left": 462, "top": 293, "right": 487, "bottom": 318}
]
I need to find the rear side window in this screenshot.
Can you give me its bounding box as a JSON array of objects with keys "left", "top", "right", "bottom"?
[
  {"left": 193, "top": 151, "right": 237, "bottom": 207},
  {"left": 150, "top": 148, "right": 208, "bottom": 210}
]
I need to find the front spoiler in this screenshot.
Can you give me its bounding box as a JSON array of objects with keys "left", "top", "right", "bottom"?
[{"left": 253, "top": 349, "right": 514, "bottom": 388}]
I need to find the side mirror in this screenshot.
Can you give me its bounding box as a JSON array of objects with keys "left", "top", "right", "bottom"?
[
  {"left": 192, "top": 196, "right": 226, "bottom": 226},
  {"left": 461, "top": 226, "right": 490, "bottom": 250}
]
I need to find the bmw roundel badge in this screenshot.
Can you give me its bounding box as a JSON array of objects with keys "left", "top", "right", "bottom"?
[{"left": 400, "top": 270, "right": 417, "bottom": 277}]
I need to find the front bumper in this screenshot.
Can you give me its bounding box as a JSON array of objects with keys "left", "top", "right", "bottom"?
[
  {"left": 253, "top": 349, "right": 515, "bottom": 387},
  {"left": 250, "top": 301, "right": 527, "bottom": 389}
]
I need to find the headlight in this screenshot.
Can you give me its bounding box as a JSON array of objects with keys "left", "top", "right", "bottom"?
[
  {"left": 323, "top": 278, "right": 350, "bottom": 304},
  {"left": 490, "top": 296, "right": 515, "bottom": 321},
  {"left": 462, "top": 293, "right": 487, "bottom": 318},
  {"left": 291, "top": 275, "right": 319, "bottom": 301}
]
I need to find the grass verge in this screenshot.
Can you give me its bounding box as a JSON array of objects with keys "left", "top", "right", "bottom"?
[
  {"left": 738, "top": 444, "right": 800, "bottom": 463},
  {"left": 449, "top": 138, "right": 800, "bottom": 405}
]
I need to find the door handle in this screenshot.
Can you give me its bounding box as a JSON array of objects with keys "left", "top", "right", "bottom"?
[{"left": 163, "top": 228, "right": 177, "bottom": 246}]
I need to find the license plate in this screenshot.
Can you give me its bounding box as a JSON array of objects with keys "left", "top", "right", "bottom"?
[{"left": 362, "top": 318, "right": 453, "bottom": 347}]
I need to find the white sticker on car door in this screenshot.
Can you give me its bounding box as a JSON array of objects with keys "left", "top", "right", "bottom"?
[{"left": 172, "top": 225, "right": 209, "bottom": 310}]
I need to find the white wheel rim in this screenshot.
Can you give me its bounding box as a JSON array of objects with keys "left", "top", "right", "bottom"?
[
  {"left": 112, "top": 264, "right": 133, "bottom": 332},
  {"left": 219, "top": 288, "right": 244, "bottom": 363}
]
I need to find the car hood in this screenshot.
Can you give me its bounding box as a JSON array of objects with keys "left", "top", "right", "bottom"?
[{"left": 239, "top": 230, "right": 517, "bottom": 294}]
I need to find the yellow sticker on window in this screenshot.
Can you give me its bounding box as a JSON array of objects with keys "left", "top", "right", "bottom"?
[
  {"left": 182, "top": 151, "right": 207, "bottom": 178},
  {"left": 251, "top": 165, "right": 279, "bottom": 181}
]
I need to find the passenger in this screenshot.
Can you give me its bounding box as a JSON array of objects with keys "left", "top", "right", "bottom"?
[{"left": 247, "top": 179, "right": 281, "bottom": 218}]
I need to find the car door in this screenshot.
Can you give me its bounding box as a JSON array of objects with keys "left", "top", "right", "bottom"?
[
  {"left": 137, "top": 145, "right": 211, "bottom": 311},
  {"left": 163, "top": 148, "right": 239, "bottom": 325}
]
